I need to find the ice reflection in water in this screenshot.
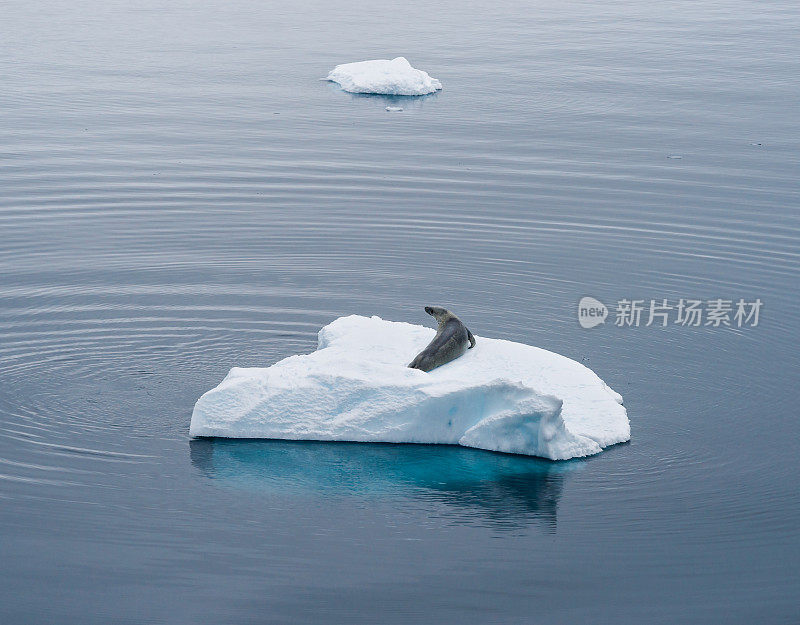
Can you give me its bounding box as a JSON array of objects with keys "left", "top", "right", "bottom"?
[{"left": 190, "top": 439, "right": 575, "bottom": 532}]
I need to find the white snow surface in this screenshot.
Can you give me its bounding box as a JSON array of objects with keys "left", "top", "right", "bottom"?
[
  {"left": 326, "top": 57, "right": 442, "bottom": 96},
  {"left": 190, "top": 315, "right": 629, "bottom": 460}
]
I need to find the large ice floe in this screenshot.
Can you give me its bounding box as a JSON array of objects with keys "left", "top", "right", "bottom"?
[
  {"left": 325, "top": 57, "right": 442, "bottom": 96},
  {"left": 191, "top": 315, "right": 629, "bottom": 460}
]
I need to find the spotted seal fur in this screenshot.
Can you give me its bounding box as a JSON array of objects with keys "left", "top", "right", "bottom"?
[{"left": 408, "top": 306, "right": 475, "bottom": 372}]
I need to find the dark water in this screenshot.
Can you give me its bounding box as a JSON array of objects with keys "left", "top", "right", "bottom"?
[{"left": 2, "top": 0, "right": 799, "bottom": 622}]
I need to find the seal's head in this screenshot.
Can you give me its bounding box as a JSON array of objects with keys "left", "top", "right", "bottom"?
[{"left": 424, "top": 306, "right": 454, "bottom": 326}]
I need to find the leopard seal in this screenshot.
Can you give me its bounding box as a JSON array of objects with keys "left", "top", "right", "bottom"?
[{"left": 408, "top": 306, "right": 475, "bottom": 372}]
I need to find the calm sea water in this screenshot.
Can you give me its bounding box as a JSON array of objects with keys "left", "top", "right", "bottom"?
[{"left": 2, "top": 1, "right": 799, "bottom": 623}]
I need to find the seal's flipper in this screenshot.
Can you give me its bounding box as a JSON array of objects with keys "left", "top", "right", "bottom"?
[
  {"left": 408, "top": 354, "right": 432, "bottom": 372},
  {"left": 467, "top": 329, "right": 476, "bottom": 349}
]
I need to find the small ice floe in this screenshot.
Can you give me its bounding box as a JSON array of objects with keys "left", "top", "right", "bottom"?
[
  {"left": 749, "top": 142, "right": 764, "bottom": 147},
  {"left": 190, "top": 315, "right": 629, "bottom": 460},
  {"left": 385, "top": 106, "right": 403, "bottom": 112},
  {"left": 326, "top": 57, "right": 442, "bottom": 96},
  {"left": 667, "top": 154, "right": 683, "bottom": 159}
]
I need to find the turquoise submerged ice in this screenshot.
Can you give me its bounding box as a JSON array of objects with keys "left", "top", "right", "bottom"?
[
  {"left": 190, "top": 315, "right": 629, "bottom": 460},
  {"left": 326, "top": 57, "right": 442, "bottom": 96}
]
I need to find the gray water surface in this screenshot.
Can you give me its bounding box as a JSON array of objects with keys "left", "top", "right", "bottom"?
[{"left": 1, "top": 1, "right": 799, "bottom": 623}]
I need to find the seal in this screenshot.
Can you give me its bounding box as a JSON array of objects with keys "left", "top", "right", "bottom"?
[{"left": 408, "top": 306, "right": 476, "bottom": 372}]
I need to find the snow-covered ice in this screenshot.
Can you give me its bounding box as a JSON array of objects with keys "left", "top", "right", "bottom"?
[
  {"left": 190, "top": 315, "right": 629, "bottom": 460},
  {"left": 326, "top": 57, "right": 442, "bottom": 96}
]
